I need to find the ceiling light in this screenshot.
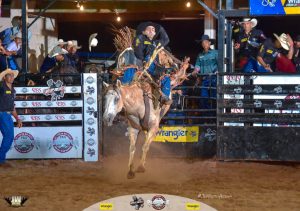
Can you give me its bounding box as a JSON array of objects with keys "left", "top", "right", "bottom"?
[
  {"left": 116, "top": 16, "right": 121, "bottom": 22},
  {"left": 186, "top": 1, "right": 191, "bottom": 8},
  {"left": 80, "top": 5, "right": 84, "bottom": 11}
]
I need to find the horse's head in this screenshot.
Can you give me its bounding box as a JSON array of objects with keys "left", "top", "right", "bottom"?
[{"left": 103, "top": 80, "right": 124, "bottom": 126}]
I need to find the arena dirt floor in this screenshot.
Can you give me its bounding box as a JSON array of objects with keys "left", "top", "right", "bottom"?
[
  {"left": 1, "top": 124, "right": 300, "bottom": 211},
  {"left": 0, "top": 157, "right": 300, "bottom": 211}
]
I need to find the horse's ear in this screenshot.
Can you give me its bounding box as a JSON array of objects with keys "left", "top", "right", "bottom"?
[
  {"left": 116, "top": 80, "right": 122, "bottom": 88},
  {"left": 103, "top": 81, "right": 109, "bottom": 88}
]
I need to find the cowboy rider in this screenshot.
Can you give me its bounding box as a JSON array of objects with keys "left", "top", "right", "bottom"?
[{"left": 133, "top": 21, "right": 172, "bottom": 104}]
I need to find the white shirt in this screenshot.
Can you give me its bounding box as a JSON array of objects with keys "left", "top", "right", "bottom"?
[{"left": 6, "top": 41, "right": 21, "bottom": 52}]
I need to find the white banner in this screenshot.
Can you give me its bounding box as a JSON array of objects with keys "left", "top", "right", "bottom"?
[
  {"left": 15, "top": 86, "right": 82, "bottom": 94},
  {"left": 16, "top": 114, "right": 82, "bottom": 122},
  {"left": 2, "top": 127, "right": 83, "bottom": 159},
  {"left": 15, "top": 100, "right": 83, "bottom": 108}
]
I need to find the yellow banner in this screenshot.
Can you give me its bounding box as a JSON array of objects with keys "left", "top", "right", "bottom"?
[
  {"left": 99, "top": 203, "right": 113, "bottom": 210},
  {"left": 154, "top": 126, "right": 199, "bottom": 143},
  {"left": 186, "top": 203, "right": 201, "bottom": 210},
  {"left": 282, "top": 0, "right": 300, "bottom": 14}
]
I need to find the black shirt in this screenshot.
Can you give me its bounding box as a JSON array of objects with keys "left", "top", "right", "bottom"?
[
  {"left": 258, "top": 39, "right": 279, "bottom": 67},
  {"left": 133, "top": 25, "right": 170, "bottom": 61},
  {"left": 236, "top": 28, "right": 266, "bottom": 58},
  {"left": 293, "top": 47, "right": 300, "bottom": 71},
  {"left": 0, "top": 82, "right": 16, "bottom": 112}
]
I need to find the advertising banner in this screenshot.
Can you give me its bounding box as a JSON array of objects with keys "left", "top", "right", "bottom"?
[
  {"left": 1, "top": 127, "right": 83, "bottom": 159},
  {"left": 250, "top": 0, "right": 300, "bottom": 15},
  {"left": 154, "top": 126, "right": 199, "bottom": 143}
]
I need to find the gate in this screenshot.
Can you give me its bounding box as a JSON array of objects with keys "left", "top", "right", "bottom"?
[
  {"left": 217, "top": 73, "right": 300, "bottom": 161},
  {"left": 3, "top": 73, "right": 100, "bottom": 162}
]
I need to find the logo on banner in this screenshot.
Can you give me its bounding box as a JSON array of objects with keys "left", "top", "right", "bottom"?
[
  {"left": 147, "top": 195, "right": 169, "bottom": 210},
  {"left": 43, "top": 79, "right": 65, "bottom": 101},
  {"left": 4, "top": 196, "right": 28, "bottom": 207},
  {"left": 49, "top": 132, "right": 78, "bottom": 153},
  {"left": 155, "top": 126, "right": 199, "bottom": 143},
  {"left": 130, "top": 196, "right": 144, "bottom": 210},
  {"left": 262, "top": 0, "right": 277, "bottom": 7},
  {"left": 14, "top": 132, "right": 37, "bottom": 153}
]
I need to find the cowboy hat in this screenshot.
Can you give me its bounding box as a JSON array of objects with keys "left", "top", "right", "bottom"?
[
  {"left": 67, "top": 40, "right": 82, "bottom": 49},
  {"left": 57, "top": 39, "right": 67, "bottom": 45},
  {"left": 49, "top": 46, "right": 68, "bottom": 58},
  {"left": 136, "top": 21, "right": 160, "bottom": 36},
  {"left": 274, "top": 33, "right": 290, "bottom": 50},
  {"left": 240, "top": 18, "right": 258, "bottom": 28},
  {"left": 89, "top": 33, "right": 98, "bottom": 51},
  {"left": 0, "top": 69, "right": 19, "bottom": 81},
  {"left": 195, "top": 34, "right": 215, "bottom": 44},
  {"left": 295, "top": 35, "right": 300, "bottom": 42}
]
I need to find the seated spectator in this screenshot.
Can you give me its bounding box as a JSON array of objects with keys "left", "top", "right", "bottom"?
[
  {"left": 0, "top": 16, "right": 21, "bottom": 48},
  {"left": 293, "top": 35, "right": 300, "bottom": 72},
  {"left": 5, "top": 32, "right": 22, "bottom": 71},
  {"left": 0, "top": 16, "right": 32, "bottom": 48},
  {"left": 234, "top": 18, "right": 266, "bottom": 72},
  {"left": 39, "top": 46, "right": 68, "bottom": 73},
  {"left": 192, "top": 35, "right": 217, "bottom": 109},
  {"left": 256, "top": 33, "right": 295, "bottom": 73}
]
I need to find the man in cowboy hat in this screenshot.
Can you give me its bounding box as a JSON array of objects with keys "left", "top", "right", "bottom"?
[
  {"left": 234, "top": 18, "right": 266, "bottom": 72},
  {"left": 256, "top": 33, "right": 295, "bottom": 73},
  {"left": 293, "top": 35, "right": 300, "bottom": 72},
  {"left": 40, "top": 46, "right": 68, "bottom": 73},
  {"left": 133, "top": 21, "right": 172, "bottom": 104},
  {"left": 192, "top": 34, "right": 218, "bottom": 109},
  {"left": 0, "top": 68, "right": 22, "bottom": 167}
]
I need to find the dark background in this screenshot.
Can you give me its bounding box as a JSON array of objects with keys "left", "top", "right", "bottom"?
[{"left": 58, "top": 16, "right": 300, "bottom": 64}]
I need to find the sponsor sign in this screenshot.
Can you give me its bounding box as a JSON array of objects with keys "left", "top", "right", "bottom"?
[
  {"left": 1, "top": 127, "right": 82, "bottom": 159},
  {"left": 250, "top": 0, "right": 300, "bottom": 15},
  {"left": 154, "top": 126, "right": 199, "bottom": 143}
]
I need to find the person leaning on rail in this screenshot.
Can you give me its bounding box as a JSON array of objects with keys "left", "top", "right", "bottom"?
[
  {"left": 0, "top": 68, "right": 22, "bottom": 167},
  {"left": 191, "top": 34, "right": 218, "bottom": 110},
  {"left": 256, "top": 33, "right": 295, "bottom": 73}
]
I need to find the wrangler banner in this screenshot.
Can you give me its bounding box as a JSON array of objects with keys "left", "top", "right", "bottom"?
[
  {"left": 154, "top": 126, "right": 199, "bottom": 143},
  {"left": 250, "top": 0, "right": 300, "bottom": 15}
]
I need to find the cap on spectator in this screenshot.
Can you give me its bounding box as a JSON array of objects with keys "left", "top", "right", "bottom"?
[
  {"left": 49, "top": 46, "right": 68, "bottom": 58},
  {"left": 274, "top": 33, "right": 290, "bottom": 50},
  {"left": 0, "top": 69, "right": 19, "bottom": 81},
  {"left": 240, "top": 18, "right": 258, "bottom": 28}
]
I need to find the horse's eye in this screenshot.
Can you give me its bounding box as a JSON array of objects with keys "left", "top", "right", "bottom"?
[{"left": 114, "top": 97, "right": 119, "bottom": 104}]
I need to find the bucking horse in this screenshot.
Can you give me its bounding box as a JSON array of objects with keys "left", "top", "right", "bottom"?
[{"left": 103, "top": 27, "right": 190, "bottom": 179}]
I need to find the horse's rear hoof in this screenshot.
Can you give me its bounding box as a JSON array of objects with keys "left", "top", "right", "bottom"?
[
  {"left": 127, "top": 171, "right": 135, "bottom": 179},
  {"left": 136, "top": 165, "right": 146, "bottom": 173}
]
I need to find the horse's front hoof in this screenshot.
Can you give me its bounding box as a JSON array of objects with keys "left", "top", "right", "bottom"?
[
  {"left": 127, "top": 171, "right": 135, "bottom": 179},
  {"left": 136, "top": 165, "right": 146, "bottom": 173}
]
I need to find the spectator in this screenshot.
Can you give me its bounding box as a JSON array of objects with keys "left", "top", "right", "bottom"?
[
  {"left": 0, "top": 16, "right": 32, "bottom": 48},
  {"left": 0, "top": 68, "right": 22, "bottom": 167},
  {"left": 234, "top": 18, "right": 266, "bottom": 72},
  {"left": 5, "top": 32, "right": 22, "bottom": 71},
  {"left": 293, "top": 35, "right": 300, "bottom": 72},
  {"left": 257, "top": 33, "right": 295, "bottom": 73},
  {"left": 192, "top": 34, "right": 218, "bottom": 109},
  {"left": 39, "top": 46, "right": 68, "bottom": 73}
]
